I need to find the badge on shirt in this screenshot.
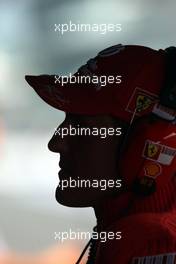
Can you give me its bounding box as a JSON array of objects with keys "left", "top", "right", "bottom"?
[{"left": 143, "top": 140, "right": 176, "bottom": 165}]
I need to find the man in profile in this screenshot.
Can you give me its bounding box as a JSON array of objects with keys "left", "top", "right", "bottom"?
[{"left": 25, "top": 44, "right": 176, "bottom": 264}]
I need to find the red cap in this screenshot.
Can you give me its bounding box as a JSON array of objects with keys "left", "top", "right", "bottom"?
[{"left": 25, "top": 44, "right": 167, "bottom": 123}]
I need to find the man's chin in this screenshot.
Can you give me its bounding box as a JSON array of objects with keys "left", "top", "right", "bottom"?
[{"left": 55, "top": 186, "right": 93, "bottom": 208}]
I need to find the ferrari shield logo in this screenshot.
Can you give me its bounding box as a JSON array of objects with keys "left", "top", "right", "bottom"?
[
  {"left": 136, "top": 95, "right": 152, "bottom": 112},
  {"left": 126, "top": 87, "right": 158, "bottom": 115},
  {"left": 147, "top": 142, "right": 160, "bottom": 158}
]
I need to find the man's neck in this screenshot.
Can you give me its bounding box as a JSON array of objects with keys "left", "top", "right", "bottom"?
[{"left": 93, "top": 192, "right": 133, "bottom": 231}]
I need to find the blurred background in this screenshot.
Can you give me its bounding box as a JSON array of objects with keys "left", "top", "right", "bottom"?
[{"left": 0, "top": 0, "right": 176, "bottom": 263}]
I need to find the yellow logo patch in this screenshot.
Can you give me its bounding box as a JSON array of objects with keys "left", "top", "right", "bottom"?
[
  {"left": 136, "top": 95, "right": 152, "bottom": 112},
  {"left": 147, "top": 143, "right": 159, "bottom": 158},
  {"left": 126, "top": 87, "right": 158, "bottom": 115}
]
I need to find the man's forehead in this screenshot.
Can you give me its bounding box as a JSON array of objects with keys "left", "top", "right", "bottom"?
[
  {"left": 56, "top": 113, "right": 118, "bottom": 127},
  {"left": 66, "top": 113, "right": 112, "bottom": 121}
]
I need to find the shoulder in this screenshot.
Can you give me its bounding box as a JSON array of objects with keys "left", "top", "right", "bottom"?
[{"left": 95, "top": 212, "right": 176, "bottom": 264}]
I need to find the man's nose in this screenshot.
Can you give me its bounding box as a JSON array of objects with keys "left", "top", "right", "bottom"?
[{"left": 48, "top": 123, "right": 69, "bottom": 153}]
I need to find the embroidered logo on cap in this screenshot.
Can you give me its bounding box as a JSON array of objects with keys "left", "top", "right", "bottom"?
[
  {"left": 126, "top": 87, "right": 158, "bottom": 115},
  {"left": 136, "top": 95, "right": 153, "bottom": 112}
]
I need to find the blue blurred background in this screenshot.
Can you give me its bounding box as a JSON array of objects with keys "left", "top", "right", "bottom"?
[{"left": 0, "top": 0, "right": 176, "bottom": 262}]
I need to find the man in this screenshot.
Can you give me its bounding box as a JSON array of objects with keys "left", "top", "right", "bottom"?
[{"left": 25, "top": 44, "right": 176, "bottom": 263}]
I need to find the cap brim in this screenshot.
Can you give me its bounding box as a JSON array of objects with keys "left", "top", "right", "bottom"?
[{"left": 25, "top": 75, "right": 112, "bottom": 115}]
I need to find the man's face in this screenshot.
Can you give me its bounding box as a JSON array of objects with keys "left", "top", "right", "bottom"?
[{"left": 48, "top": 113, "right": 123, "bottom": 207}]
